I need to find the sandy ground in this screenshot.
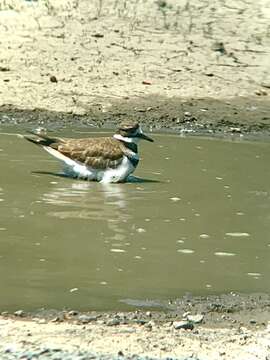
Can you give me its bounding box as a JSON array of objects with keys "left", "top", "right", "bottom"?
[
  {"left": 1, "top": 293, "right": 270, "bottom": 359},
  {"left": 0, "top": 315, "right": 270, "bottom": 360},
  {"left": 0, "top": 0, "right": 270, "bottom": 134}
]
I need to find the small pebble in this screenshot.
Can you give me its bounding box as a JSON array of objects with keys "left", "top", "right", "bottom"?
[
  {"left": 68, "top": 310, "right": 79, "bottom": 317},
  {"left": 106, "top": 318, "right": 120, "bottom": 326},
  {"left": 14, "top": 310, "right": 25, "bottom": 317},
  {"left": 51, "top": 316, "right": 62, "bottom": 323},
  {"left": 145, "top": 321, "right": 154, "bottom": 331},
  {"left": 173, "top": 320, "right": 194, "bottom": 330},
  {"left": 50, "top": 75, "right": 58, "bottom": 83},
  {"left": 187, "top": 314, "right": 204, "bottom": 324},
  {"left": 182, "top": 312, "right": 191, "bottom": 318},
  {"left": 78, "top": 315, "right": 98, "bottom": 324}
]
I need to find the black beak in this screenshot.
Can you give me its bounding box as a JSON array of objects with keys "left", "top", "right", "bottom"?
[{"left": 138, "top": 133, "right": 154, "bottom": 142}]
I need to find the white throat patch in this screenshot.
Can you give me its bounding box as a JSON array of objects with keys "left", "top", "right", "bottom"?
[{"left": 113, "top": 134, "right": 136, "bottom": 143}]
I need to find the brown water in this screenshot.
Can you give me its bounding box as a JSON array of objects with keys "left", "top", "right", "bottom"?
[{"left": 0, "top": 128, "right": 270, "bottom": 311}]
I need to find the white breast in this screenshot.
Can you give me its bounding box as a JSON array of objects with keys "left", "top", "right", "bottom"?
[{"left": 100, "top": 155, "right": 136, "bottom": 183}]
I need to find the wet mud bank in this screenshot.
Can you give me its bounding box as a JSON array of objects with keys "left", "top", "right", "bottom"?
[
  {"left": 3, "top": 292, "right": 270, "bottom": 330},
  {"left": 1, "top": 96, "right": 270, "bottom": 137}
]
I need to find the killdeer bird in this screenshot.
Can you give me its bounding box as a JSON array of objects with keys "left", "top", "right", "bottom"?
[{"left": 25, "top": 120, "right": 154, "bottom": 183}]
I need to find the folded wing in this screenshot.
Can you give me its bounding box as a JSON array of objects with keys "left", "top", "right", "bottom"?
[{"left": 25, "top": 134, "right": 125, "bottom": 170}]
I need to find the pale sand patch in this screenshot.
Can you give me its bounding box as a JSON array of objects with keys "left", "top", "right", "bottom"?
[
  {"left": 0, "top": 0, "right": 269, "bottom": 114},
  {"left": 0, "top": 317, "right": 269, "bottom": 360}
]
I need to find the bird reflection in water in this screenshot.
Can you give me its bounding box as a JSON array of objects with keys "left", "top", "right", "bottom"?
[{"left": 41, "top": 181, "right": 130, "bottom": 243}]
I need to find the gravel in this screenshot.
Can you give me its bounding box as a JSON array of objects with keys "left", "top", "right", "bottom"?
[{"left": 1, "top": 347, "right": 203, "bottom": 360}]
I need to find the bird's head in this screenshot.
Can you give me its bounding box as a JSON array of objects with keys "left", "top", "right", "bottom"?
[{"left": 115, "top": 120, "right": 154, "bottom": 143}]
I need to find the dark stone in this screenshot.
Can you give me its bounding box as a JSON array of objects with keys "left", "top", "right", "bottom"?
[{"left": 50, "top": 75, "right": 58, "bottom": 83}]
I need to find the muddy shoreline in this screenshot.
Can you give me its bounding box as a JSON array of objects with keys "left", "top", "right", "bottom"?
[
  {"left": 1, "top": 97, "right": 270, "bottom": 138},
  {"left": 0, "top": 0, "right": 270, "bottom": 138},
  {"left": 2, "top": 292, "right": 270, "bottom": 330}
]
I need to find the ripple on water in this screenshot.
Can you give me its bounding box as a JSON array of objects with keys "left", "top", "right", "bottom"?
[
  {"left": 177, "top": 249, "right": 195, "bottom": 254},
  {"left": 170, "top": 197, "right": 181, "bottom": 202},
  {"left": 225, "top": 232, "right": 250, "bottom": 237},
  {"left": 247, "top": 272, "right": 262, "bottom": 277},
  {"left": 199, "top": 234, "right": 210, "bottom": 239},
  {"left": 2, "top": 131, "right": 270, "bottom": 308},
  {"left": 214, "top": 252, "right": 236, "bottom": 257},
  {"left": 110, "top": 249, "right": 126, "bottom": 253},
  {"left": 136, "top": 228, "right": 146, "bottom": 233},
  {"left": 69, "top": 288, "right": 78, "bottom": 293}
]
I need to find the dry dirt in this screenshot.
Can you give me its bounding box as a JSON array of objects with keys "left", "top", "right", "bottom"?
[
  {"left": 0, "top": 314, "right": 270, "bottom": 360},
  {"left": 1, "top": 293, "right": 270, "bottom": 359},
  {"left": 0, "top": 0, "right": 270, "bottom": 134}
]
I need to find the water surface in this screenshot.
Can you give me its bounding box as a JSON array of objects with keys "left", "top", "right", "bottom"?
[{"left": 0, "top": 128, "right": 270, "bottom": 311}]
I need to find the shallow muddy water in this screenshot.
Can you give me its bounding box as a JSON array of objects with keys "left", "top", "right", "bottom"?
[{"left": 0, "top": 127, "right": 270, "bottom": 311}]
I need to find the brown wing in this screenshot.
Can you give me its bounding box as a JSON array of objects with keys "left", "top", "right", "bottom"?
[{"left": 56, "top": 137, "right": 125, "bottom": 169}]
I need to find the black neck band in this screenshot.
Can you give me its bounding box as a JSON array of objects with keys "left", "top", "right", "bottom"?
[{"left": 123, "top": 141, "right": 138, "bottom": 153}]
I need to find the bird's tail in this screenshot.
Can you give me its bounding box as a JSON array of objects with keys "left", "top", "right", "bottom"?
[{"left": 24, "top": 131, "right": 61, "bottom": 147}]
